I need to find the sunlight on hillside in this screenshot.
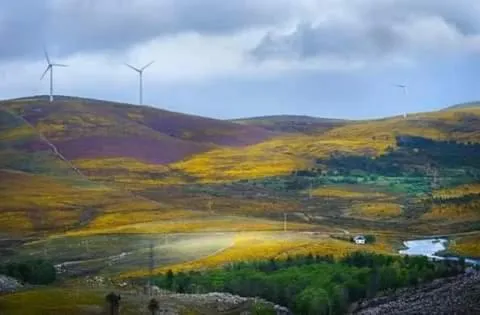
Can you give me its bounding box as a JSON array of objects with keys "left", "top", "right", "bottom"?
[
  {"left": 66, "top": 216, "right": 315, "bottom": 237},
  {"left": 121, "top": 232, "right": 393, "bottom": 278},
  {"left": 172, "top": 143, "right": 309, "bottom": 181},
  {"left": 174, "top": 109, "right": 480, "bottom": 181}
]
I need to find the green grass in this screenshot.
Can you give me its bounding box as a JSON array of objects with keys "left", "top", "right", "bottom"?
[{"left": 0, "top": 288, "right": 104, "bottom": 315}]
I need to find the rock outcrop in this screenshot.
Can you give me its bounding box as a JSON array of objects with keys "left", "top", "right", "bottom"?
[
  {"left": 351, "top": 271, "right": 480, "bottom": 315},
  {"left": 0, "top": 275, "right": 22, "bottom": 293}
]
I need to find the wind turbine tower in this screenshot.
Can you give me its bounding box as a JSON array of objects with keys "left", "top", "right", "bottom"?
[
  {"left": 395, "top": 84, "right": 408, "bottom": 119},
  {"left": 125, "top": 61, "right": 155, "bottom": 105},
  {"left": 41, "top": 50, "right": 68, "bottom": 102}
]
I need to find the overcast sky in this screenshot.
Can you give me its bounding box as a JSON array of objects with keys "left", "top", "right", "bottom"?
[{"left": 1, "top": 0, "right": 479, "bottom": 119}]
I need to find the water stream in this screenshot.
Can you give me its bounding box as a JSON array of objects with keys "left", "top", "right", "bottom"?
[{"left": 399, "top": 238, "right": 480, "bottom": 266}]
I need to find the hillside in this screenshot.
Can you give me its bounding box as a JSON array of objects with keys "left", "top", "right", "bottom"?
[
  {"left": 1, "top": 96, "right": 480, "bottom": 239},
  {"left": 2, "top": 96, "right": 480, "bottom": 315},
  {"left": 442, "top": 101, "right": 480, "bottom": 111},
  {"left": 232, "top": 114, "right": 349, "bottom": 134}
]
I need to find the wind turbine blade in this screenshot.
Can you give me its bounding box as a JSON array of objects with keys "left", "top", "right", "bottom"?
[
  {"left": 52, "top": 63, "right": 68, "bottom": 67},
  {"left": 44, "top": 48, "right": 51, "bottom": 64},
  {"left": 141, "top": 60, "right": 155, "bottom": 71},
  {"left": 125, "top": 63, "right": 140, "bottom": 72},
  {"left": 40, "top": 65, "right": 51, "bottom": 80}
]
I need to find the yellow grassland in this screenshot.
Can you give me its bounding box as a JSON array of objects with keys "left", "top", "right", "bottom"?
[
  {"left": 310, "top": 185, "right": 391, "bottom": 199},
  {"left": 121, "top": 233, "right": 393, "bottom": 278},
  {"left": 65, "top": 216, "right": 315, "bottom": 237},
  {"left": 0, "top": 124, "right": 34, "bottom": 141},
  {"left": 351, "top": 202, "right": 402, "bottom": 218},
  {"left": 149, "top": 194, "right": 301, "bottom": 215},
  {"left": 0, "top": 287, "right": 104, "bottom": 315},
  {"left": 0, "top": 170, "right": 162, "bottom": 232},
  {"left": 0, "top": 211, "right": 34, "bottom": 234},
  {"left": 74, "top": 158, "right": 186, "bottom": 189},
  {"left": 422, "top": 201, "right": 480, "bottom": 221},
  {"left": 173, "top": 109, "right": 480, "bottom": 181},
  {"left": 449, "top": 235, "right": 480, "bottom": 258},
  {"left": 172, "top": 142, "right": 310, "bottom": 182},
  {"left": 433, "top": 183, "right": 480, "bottom": 199}
]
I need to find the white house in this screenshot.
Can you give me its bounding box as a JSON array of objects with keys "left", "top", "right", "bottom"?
[{"left": 353, "top": 235, "right": 366, "bottom": 245}]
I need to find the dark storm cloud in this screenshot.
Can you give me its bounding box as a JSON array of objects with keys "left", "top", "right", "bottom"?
[
  {"left": 0, "top": 0, "right": 293, "bottom": 61},
  {"left": 251, "top": 0, "right": 480, "bottom": 61}
]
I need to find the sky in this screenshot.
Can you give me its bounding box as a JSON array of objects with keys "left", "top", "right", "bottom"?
[{"left": 0, "top": 0, "right": 479, "bottom": 119}]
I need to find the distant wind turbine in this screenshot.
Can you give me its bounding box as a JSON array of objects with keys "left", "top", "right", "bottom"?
[
  {"left": 41, "top": 49, "right": 68, "bottom": 102},
  {"left": 395, "top": 84, "right": 408, "bottom": 96},
  {"left": 125, "top": 61, "right": 155, "bottom": 105},
  {"left": 394, "top": 84, "right": 409, "bottom": 119}
]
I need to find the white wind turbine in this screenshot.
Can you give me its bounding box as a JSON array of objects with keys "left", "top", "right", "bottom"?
[
  {"left": 125, "top": 61, "right": 155, "bottom": 105},
  {"left": 395, "top": 84, "right": 408, "bottom": 119},
  {"left": 41, "top": 49, "right": 68, "bottom": 102}
]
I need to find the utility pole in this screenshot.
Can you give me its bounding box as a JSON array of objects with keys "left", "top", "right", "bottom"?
[
  {"left": 148, "top": 239, "right": 154, "bottom": 296},
  {"left": 308, "top": 179, "right": 313, "bottom": 199},
  {"left": 283, "top": 213, "right": 287, "bottom": 232},
  {"left": 207, "top": 197, "right": 213, "bottom": 213}
]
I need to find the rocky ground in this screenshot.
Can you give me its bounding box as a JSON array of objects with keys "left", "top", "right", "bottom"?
[
  {"left": 0, "top": 275, "right": 22, "bottom": 294},
  {"left": 351, "top": 270, "right": 480, "bottom": 315}
]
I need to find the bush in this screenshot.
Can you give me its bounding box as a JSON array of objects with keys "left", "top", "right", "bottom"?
[
  {"left": 0, "top": 260, "right": 56, "bottom": 285},
  {"left": 365, "top": 235, "right": 377, "bottom": 244}
]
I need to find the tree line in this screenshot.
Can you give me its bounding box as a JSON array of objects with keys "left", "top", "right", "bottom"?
[
  {"left": 0, "top": 259, "right": 56, "bottom": 285},
  {"left": 153, "top": 252, "right": 468, "bottom": 315}
]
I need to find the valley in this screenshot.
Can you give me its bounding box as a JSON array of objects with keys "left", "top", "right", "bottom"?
[{"left": 1, "top": 96, "right": 480, "bottom": 314}]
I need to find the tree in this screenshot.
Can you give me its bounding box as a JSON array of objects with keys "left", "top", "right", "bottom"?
[
  {"left": 105, "top": 292, "right": 121, "bottom": 315},
  {"left": 166, "top": 269, "right": 174, "bottom": 290},
  {"left": 148, "top": 298, "right": 160, "bottom": 315}
]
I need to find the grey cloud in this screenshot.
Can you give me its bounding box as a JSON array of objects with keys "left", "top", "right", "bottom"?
[
  {"left": 251, "top": 0, "right": 480, "bottom": 62},
  {"left": 0, "top": 0, "right": 294, "bottom": 61}
]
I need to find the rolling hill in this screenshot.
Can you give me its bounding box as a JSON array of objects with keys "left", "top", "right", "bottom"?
[
  {"left": 1, "top": 95, "right": 480, "bottom": 241},
  {"left": 232, "top": 114, "right": 349, "bottom": 134}
]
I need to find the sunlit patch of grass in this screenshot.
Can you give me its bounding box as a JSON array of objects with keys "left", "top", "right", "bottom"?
[
  {"left": 351, "top": 202, "right": 402, "bottom": 218},
  {"left": 75, "top": 157, "right": 170, "bottom": 173},
  {"left": 121, "top": 232, "right": 393, "bottom": 278},
  {"left": 0, "top": 287, "right": 104, "bottom": 315},
  {"left": 172, "top": 143, "right": 309, "bottom": 182},
  {"left": 449, "top": 235, "right": 480, "bottom": 258}
]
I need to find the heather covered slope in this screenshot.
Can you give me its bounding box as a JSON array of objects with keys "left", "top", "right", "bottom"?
[
  {"left": 0, "top": 106, "right": 167, "bottom": 236},
  {"left": 2, "top": 96, "right": 277, "bottom": 164},
  {"left": 232, "top": 115, "right": 349, "bottom": 134},
  {"left": 171, "top": 106, "right": 480, "bottom": 235},
  {"left": 2, "top": 96, "right": 480, "bottom": 238},
  {"left": 175, "top": 107, "right": 480, "bottom": 181}
]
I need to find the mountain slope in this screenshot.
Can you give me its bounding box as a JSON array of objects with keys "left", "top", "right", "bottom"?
[
  {"left": 2, "top": 96, "right": 480, "bottom": 237},
  {"left": 2, "top": 96, "right": 277, "bottom": 164},
  {"left": 175, "top": 107, "right": 480, "bottom": 181},
  {"left": 232, "top": 114, "right": 349, "bottom": 134}
]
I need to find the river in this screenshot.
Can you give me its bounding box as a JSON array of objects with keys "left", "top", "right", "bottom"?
[{"left": 399, "top": 238, "right": 480, "bottom": 266}]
